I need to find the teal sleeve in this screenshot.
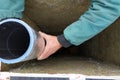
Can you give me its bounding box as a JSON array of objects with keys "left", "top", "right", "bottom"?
[
  {"left": 0, "top": 0, "right": 25, "bottom": 19},
  {"left": 64, "top": 0, "right": 120, "bottom": 46}
]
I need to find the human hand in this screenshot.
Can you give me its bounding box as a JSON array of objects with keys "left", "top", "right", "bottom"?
[{"left": 37, "top": 31, "right": 62, "bottom": 60}]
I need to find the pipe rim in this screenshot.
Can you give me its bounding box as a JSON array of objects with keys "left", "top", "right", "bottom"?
[{"left": 0, "top": 18, "right": 35, "bottom": 64}]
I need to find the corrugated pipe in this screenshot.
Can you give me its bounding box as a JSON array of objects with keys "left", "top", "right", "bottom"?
[{"left": 0, "top": 18, "right": 45, "bottom": 64}]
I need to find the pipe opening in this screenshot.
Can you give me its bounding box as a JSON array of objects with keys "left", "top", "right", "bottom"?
[{"left": 0, "top": 21, "right": 30, "bottom": 60}]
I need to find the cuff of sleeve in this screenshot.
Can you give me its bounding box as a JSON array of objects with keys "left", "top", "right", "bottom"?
[{"left": 57, "top": 34, "right": 72, "bottom": 48}]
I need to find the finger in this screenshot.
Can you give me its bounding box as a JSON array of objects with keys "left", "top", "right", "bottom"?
[
  {"left": 39, "top": 53, "right": 49, "bottom": 60},
  {"left": 37, "top": 47, "right": 49, "bottom": 60},
  {"left": 38, "top": 52, "right": 49, "bottom": 60},
  {"left": 37, "top": 31, "right": 48, "bottom": 60}
]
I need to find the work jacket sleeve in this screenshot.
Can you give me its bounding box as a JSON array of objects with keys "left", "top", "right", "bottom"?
[
  {"left": 0, "top": 0, "right": 25, "bottom": 19},
  {"left": 63, "top": 0, "right": 120, "bottom": 46}
]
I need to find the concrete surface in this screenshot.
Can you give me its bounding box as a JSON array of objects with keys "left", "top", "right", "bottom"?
[
  {"left": 80, "top": 18, "right": 120, "bottom": 65},
  {"left": 24, "top": 0, "right": 90, "bottom": 34},
  {"left": 9, "top": 53, "right": 120, "bottom": 76},
  {"left": 23, "top": 0, "right": 120, "bottom": 65}
]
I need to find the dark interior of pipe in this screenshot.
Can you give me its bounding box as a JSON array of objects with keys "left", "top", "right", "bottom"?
[{"left": 0, "top": 21, "right": 30, "bottom": 59}]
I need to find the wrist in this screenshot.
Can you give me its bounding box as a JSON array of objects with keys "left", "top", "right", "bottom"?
[{"left": 57, "top": 34, "right": 72, "bottom": 48}]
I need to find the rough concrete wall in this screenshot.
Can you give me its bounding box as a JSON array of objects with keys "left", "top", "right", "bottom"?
[
  {"left": 24, "top": 0, "right": 90, "bottom": 34},
  {"left": 24, "top": 0, "right": 120, "bottom": 65},
  {"left": 81, "top": 18, "right": 120, "bottom": 65}
]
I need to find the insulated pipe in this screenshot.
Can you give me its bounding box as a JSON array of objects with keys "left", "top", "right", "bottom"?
[{"left": 0, "top": 18, "right": 45, "bottom": 64}]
